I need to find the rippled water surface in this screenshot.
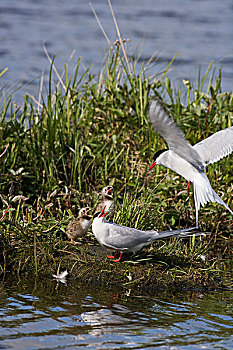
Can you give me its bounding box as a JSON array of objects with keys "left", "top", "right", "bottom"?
[
  {"left": 0, "top": 277, "right": 233, "bottom": 349},
  {"left": 0, "top": 0, "right": 232, "bottom": 104}
]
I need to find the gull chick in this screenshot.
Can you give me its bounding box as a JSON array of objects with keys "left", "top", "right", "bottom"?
[
  {"left": 92, "top": 207, "right": 199, "bottom": 262},
  {"left": 95, "top": 185, "right": 115, "bottom": 215},
  {"left": 149, "top": 98, "right": 233, "bottom": 228},
  {"left": 66, "top": 207, "right": 92, "bottom": 244}
]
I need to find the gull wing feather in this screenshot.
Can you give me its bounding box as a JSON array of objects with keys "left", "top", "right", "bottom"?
[
  {"left": 104, "top": 224, "right": 156, "bottom": 251},
  {"left": 193, "top": 126, "right": 233, "bottom": 166},
  {"left": 104, "top": 225, "right": 199, "bottom": 251},
  {"left": 145, "top": 226, "right": 198, "bottom": 239},
  {"left": 149, "top": 98, "right": 204, "bottom": 170}
]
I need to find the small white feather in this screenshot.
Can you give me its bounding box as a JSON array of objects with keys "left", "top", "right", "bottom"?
[{"left": 52, "top": 270, "right": 68, "bottom": 282}]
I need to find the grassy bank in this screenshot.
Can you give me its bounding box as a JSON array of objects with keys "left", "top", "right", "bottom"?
[{"left": 0, "top": 46, "right": 232, "bottom": 289}]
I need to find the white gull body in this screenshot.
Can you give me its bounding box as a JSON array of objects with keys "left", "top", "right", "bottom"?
[
  {"left": 92, "top": 209, "right": 199, "bottom": 262},
  {"left": 149, "top": 98, "right": 233, "bottom": 227}
]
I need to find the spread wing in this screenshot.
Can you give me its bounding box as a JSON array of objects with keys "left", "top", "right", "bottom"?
[
  {"left": 148, "top": 98, "right": 204, "bottom": 170},
  {"left": 193, "top": 127, "right": 233, "bottom": 166}
]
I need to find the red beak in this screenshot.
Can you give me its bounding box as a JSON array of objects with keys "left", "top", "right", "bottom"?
[
  {"left": 149, "top": 162, "right": 156, "bottom": 170},
  {"left": 98, "top": 206, "right": 108, "bottom": 218}
]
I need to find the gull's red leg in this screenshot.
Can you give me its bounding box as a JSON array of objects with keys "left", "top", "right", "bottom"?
[
  {"left": 107, "top": 251, "right": 118, "bottom": 259},
  {"left": 113, "top": 252, "right": 123, "bottom": 263},
  {"left": 187, "top": 181, "right": 191, "bottom": 196}
]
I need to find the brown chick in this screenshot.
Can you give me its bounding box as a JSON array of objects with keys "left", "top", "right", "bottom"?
[
  {"left": 95, "top": 185, "right": 115, "bottom": 216},
  {"left": 66, "top": 207, "right": 92, "bottom": 244}
]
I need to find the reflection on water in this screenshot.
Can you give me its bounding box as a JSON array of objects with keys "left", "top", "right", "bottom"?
[{"left": 0, "top": 277, "right": 232, "bottom": 349}]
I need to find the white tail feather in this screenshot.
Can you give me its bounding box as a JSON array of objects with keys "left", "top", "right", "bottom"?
[{"left": 193, "top": 177, "right": 233, "bottom": 215}]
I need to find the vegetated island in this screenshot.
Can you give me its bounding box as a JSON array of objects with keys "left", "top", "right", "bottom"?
[{"left": 0, "top": 47, "right": 232, "bottom": 291}]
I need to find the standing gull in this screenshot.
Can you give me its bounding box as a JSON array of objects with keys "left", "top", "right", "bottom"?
[{"left": 92, "top": 207, "right": 199, "bottom": 262}]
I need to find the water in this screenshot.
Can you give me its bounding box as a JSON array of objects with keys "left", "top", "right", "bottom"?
[
  {"left": 0, "top": 0, "right": 232, "bottom": 105},
  {"left": 0, "top": 277, "right": 233, "bottom": 349}
]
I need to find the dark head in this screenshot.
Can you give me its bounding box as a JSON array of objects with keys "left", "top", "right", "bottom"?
[{"left": 149, "top": 149, "right": 167, "bottom": 170}]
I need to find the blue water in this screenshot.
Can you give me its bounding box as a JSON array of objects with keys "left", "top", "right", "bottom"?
[
  {"left": 0, "top": 0, "right": 232, "bottom": 105},
  {"left": 0, "top": 278, "right": 233, "bottom": 349}
]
